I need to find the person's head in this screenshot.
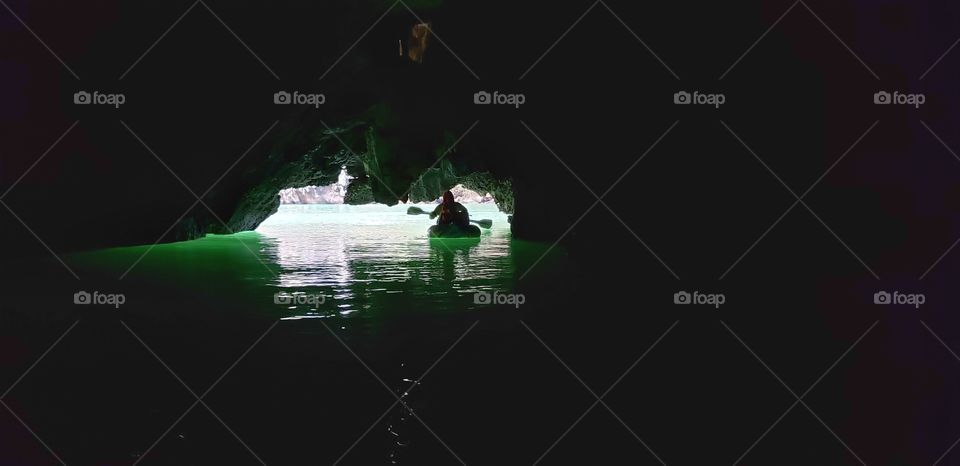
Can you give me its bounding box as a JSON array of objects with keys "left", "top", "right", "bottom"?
[{"left": 442, "top": 190, "right": 454, "bottom": 204}]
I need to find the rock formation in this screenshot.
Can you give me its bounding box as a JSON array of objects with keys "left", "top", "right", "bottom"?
[
  {"left": 0, "top": 0, "right": 906, "bottom": 260},
  {"left": 278, "top": 169, "right": 352, "bottom": 204}
]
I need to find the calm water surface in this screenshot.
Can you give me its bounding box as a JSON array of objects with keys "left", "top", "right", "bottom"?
[
  {"left": 69, "top": 203, "right": 557, "bottom": 320},
  {"left": 11, "top": 203, "right": 571, "bottom": 464}
]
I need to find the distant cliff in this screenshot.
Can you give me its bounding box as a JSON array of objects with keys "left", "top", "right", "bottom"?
[
  {"left": 447, "top": 184, "right": 494, "bottom": 204},
  {"left": 280, "top": 179, "right": 493, "bottom": 205},
  {"left": 279, "top": 185, "right": 347, "bottom": 204},
  {"left": 279, "top": 169, "right": 351, "bottom": 204}
]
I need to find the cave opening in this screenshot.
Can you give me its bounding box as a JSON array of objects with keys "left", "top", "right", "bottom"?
[
  {"left": 256, "top": 171, "right": 511, "bottom": 243},
  {"left": 249, "top": 170, "right": 515, "bottom": 313}
]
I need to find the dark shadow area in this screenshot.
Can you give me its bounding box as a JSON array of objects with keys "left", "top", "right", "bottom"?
[{"left": 3, "top": 0, "right": 960, "bottom": 464}]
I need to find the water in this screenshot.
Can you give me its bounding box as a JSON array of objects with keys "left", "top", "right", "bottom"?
[
  {"left": 68, "top": 203, "right": 545, "bottom": 321},
  {"left": 5, "top": 203, "right": 582, "bottom": 464},
  {"left": 5, "top": 204, "right": 893, "bottom": 464},
  {"left": 256, "top": 203, "right": 518, "bottom": 319}
]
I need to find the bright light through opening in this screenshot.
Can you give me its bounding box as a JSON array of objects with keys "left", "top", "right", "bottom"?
[
  {"left": 273, "top": 167, "right": 496, "bottom": 206},
  {"left": 278, "top": 168, "right": 353, "bottom": 204}
]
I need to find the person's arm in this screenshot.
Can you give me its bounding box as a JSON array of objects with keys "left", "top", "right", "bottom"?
[{"left": 429, "top": 204, "right": 441, "bottom": 219}]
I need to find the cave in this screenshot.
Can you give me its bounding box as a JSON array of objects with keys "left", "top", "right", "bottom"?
[
  {"left": 2, "top": 0, "right": 957, "bottom": 464},
  {"left": 215, "top": 123, "right": 518, "bottom": 239}
]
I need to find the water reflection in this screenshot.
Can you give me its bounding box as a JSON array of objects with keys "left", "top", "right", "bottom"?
[
  {"left": 255, "top": 203, "right": 514, "bottom": 318},
  {"left": 429, "top": 237, "right": 479, "bottom": 282}
]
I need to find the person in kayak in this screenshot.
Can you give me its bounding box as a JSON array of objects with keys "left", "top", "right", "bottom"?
[{"left": 430, "top": 190, "right": 470, "bottom": 227}]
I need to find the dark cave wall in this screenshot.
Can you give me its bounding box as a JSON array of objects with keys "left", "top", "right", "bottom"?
[
  {"left": 0, "top": 0, "right": 610, "bottom": 255},
  {"left": 1, "top": 0, "right": 953, "bottom": 261},
  {"left": 2, "top": 2, "right": 958, "bottom": 462},
  {"left": 200, "top": 113, "right": 518, "bottom": 240}
]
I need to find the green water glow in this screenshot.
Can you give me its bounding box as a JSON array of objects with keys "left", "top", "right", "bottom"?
[{"left": 68, "top": 203, "right": 559, "bottom": 319}]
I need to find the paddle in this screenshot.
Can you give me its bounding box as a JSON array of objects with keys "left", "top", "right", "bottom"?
[{"left": 407, "top": 206, "right": 493, "bottom": 229}]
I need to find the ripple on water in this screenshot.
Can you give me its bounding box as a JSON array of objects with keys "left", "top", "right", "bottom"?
[
  {"left": 255, "top": 203, "right": 520, "bottom": 318},
  {"left": 67, "top": 203, "right": 558, "bottom": 320}
]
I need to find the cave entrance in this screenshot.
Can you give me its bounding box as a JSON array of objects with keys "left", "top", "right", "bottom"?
[
  {"left": 264, "top": 167, "right": 500, "bottom": 210},
  {"left": 256, "top": 179, "right": 507, "bottom": 233},
  {"left": 253, "top": 178, "right": 513, "bottom": 313}
]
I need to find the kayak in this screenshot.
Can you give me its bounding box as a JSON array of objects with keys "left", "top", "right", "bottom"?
[{"left": 428, "top": 223, "right": 481, "bottom": 238}]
